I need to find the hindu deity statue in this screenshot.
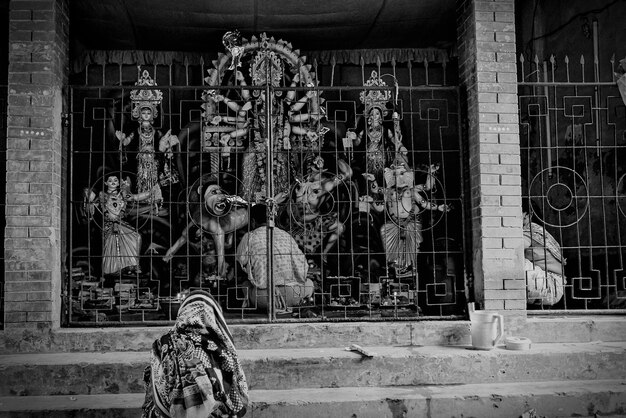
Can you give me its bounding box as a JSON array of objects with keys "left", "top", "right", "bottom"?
[
  {"left": 115, "top": 69, "right": 179, "bottom": 214},
  {"left": 84, "top": 174, "right": 158, "bottom": 276},
  {"left": 380, "top": 163, "right": 451, "bottom": 272},
  {"left": 202, "top": 33, "right": 324, "bottom": 204},
  {"left": 347, "top": 70, "right": 402, "bottom": 183}
]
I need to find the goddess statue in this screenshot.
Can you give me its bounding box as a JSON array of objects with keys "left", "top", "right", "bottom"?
[
  {"left": 114, "top": 69, "right": 179, "bottom": 214},
  {"left": 347, "top": 71, "right": 403, "bottom": 183},
  {"left": 202, "top": 34, "right": 324, "bottom": 203},
  {"left": 84, "top": 175, "right": 158, "bottom": 276}
]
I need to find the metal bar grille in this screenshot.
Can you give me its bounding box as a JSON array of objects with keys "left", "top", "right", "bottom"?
[
  {"left": 67, "top": 55, "right": 468, "bottom": 325},
  {"left": 518, "top": 53, "right": 626, "bottom": 312},
  {"left": 0, "top": 84, "right": 6, "bottom": 330},
  {"left": 0, "top": 6, "right": 8, "bottom": 329}
]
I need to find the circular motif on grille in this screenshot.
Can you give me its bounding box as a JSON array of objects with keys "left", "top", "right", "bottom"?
[
  {"left": 546, "top": 182, "right": 574, "bottom": 211},
  {"left": 528, "top": 166, "right": 589, "bottom": 228}
]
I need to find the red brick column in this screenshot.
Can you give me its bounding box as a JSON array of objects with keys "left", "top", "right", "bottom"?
[
  {"left": 4, "top": 0, "right": 68, "bottom": 329},
  {"left": 457, "top": 0, "right": 526, "bottom": 312}
]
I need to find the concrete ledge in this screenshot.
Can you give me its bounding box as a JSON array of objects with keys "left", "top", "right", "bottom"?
[
  {"left": 1, "top": 316, "right": 625, "bottom": 354},
  {"left": 2, "top": 342, "right": 625, "bottom": 395},
  {"left": 521, "top": 316, "right": 626, "bottom": 343},
  {"left": 1, "top": 379, "right": 625, "bottom": 418}
]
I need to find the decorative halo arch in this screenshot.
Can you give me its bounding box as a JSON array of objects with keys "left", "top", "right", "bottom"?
[{"left": 202, "top": 32, "right": 320, "bottom": 118}]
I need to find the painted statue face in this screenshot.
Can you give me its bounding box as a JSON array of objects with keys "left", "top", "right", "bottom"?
[
  {"left": 204, "top": 184, "right": 228, "bottom": 216},
  {"left": 294, "top": 176, "right": 328, "bottom": 215},
  {"left": 140, "top": 107, "right": 153, "bottom": 122},
  {"left": 105, "top": 176, "right": 119, "bottom": 189},
  {"left": 368, "top": 108, "right": 382, "bottom": 127}
]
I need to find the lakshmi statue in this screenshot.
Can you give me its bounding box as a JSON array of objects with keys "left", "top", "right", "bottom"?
[
  {"left": 115, "top": 69, "right": 178, "bottom": 214},
  {"left": 84, "top": 175, "right": 158, "bottom": 276}
]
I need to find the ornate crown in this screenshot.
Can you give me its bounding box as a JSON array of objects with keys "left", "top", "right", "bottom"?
[
  {"left": 130, "top": 69, "right": 163, "bottom": 120},
  {"left": 250, "top": 49, "right": 284, "bottom": 91},
  {"left": 359, "top": 70, "right": 391, "bottom": 115}
]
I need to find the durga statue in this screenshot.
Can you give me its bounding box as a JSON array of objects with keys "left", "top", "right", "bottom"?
[{"left": 202, "top": 31, "right": 326, "bottom": 203}]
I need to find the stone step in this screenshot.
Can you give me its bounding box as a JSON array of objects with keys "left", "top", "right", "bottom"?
[
  {"left": 0, "top": 379, "right": 624, "bottom": 418},
  {"left": 2, "top": 316, "right": 625, "bottom": 354},
  {"left": 2, "top": 341, "right": 625, "bottom": 396}
]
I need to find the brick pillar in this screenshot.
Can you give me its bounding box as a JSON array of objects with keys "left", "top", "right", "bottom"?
[
  {"left": 457, "top": 0, "right": 526, "bottom": 312},
  {"left": 4, "top": 0, "right": 68, "bottom": 329}
]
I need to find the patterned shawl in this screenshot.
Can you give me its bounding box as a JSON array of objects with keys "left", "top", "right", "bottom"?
[
  {"left": 524, "top": 221, "right": 564, "bottom": 264},
  {"left": 142, "top": 291, "right": 249, "bottom": 418}
]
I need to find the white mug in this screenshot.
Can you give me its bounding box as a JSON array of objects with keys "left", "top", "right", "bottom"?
[{"left": 470, "top": 311, "right": 504, "bottom": 350}]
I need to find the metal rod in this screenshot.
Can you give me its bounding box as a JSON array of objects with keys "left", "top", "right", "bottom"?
[
  {"left": 593, "top": 19, "right": 601, "bottom": 157},
  {"left": 518, "top": 81, "right": 617, "bottom": 86},
  {"left": 543, "top": 62, "right": 552, "bottom": 177},
  {"left": 265, "top": 63, "right": 275, "bottom": 322}
]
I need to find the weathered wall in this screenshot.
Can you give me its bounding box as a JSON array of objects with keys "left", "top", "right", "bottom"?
[
  {"left": 4, "top": 0, "right": 69, "bottom": 329},
  {"left": 516, "top": 0, "right": 626, "bottom": 81},
  {"left": 457, "top": 0, "right": 526, "bottom": 312}
]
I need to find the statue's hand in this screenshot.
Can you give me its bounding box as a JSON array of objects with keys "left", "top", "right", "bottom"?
[
  {"left": 158, "top": 130, "right": 174, "bottom": 152},
  {"left": 82, "top": 188, "right": 96, "bottom": 218},
  {"left": 274, "top": 191, "right": 289, "bottom": 204},
  {"left": 115, "top": 130, "right": 132, "bottom": 146},
  {"left": 336, "top": 159, "right": 353, "bottom": 180},
  {"left": 163, "top": 249, "right": 174, "bottom": 263}
]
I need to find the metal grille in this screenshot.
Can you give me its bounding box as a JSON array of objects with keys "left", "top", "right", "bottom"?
[
  {"left": 0, "top": 84, "right": 6, "bottom": 329},
  {"left": 0, "top": 4, "right": 8, "bottom": 329},
  {"left": 67, "top": 49, "right": 468, "bottom": 325},
  {"left": 518, "top": 54, "right": 626, "bottom": 313}
]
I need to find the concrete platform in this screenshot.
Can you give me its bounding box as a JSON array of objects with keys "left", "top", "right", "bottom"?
[
  {"left": 1, "top": 379, "right": 624, "bottom": 418},
  {"left": 2, "top": 341, "right": 625, "bottom": 395},
  {"left": 1, "top": 316, "right": 626, "bottom": 354}
]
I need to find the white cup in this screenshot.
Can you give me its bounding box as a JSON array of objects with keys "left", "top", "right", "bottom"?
[{"left": 470, "top": 311, "right": 504, "bottom": 350}]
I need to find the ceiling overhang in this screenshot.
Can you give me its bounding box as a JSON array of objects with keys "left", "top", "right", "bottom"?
[{"left": 70, "top": 0, "right": 457, "bottom": 54}]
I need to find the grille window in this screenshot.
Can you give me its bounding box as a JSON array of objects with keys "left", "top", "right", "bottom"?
[{"left": 67, "top": 45, "right": 469, "bottom": 325}]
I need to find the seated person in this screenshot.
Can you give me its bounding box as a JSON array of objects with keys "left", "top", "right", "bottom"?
[
  {"left": 236, "top": 204, "right": 314, "bottom": 311},
  {"left": 522, "top": 199, "right": 566, "bottom": 306},
  {"left": 142, "top": 290, "right": 248, "bottom": 418}
]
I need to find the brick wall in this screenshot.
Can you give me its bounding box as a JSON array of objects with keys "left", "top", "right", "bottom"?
[
  {"left": 4, "top": 0, "right": 68, "bottom": 329},
  {"left": 457, "top": 0, "right": 525, "bottom": 311}
]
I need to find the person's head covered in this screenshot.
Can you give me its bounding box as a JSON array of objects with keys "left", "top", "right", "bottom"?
[
  {"left": 522, "top": 197, "right": 543, "bottom": 225},
  {"left": 143, "top": 289, "right": 249, "bottom": 417}
]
